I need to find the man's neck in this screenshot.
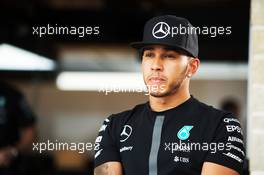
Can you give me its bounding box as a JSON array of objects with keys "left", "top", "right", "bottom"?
[{"left": 149, "top": 90, "right": 191, "bottom": 112}]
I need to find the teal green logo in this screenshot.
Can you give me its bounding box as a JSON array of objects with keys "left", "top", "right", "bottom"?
[{"left": 177, "top": 125, "right": 193, "bottom": 140}]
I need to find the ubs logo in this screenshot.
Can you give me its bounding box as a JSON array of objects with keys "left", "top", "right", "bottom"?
[
  {"left": 152, "top": 22, "right": 170, "bottom": 39},
  {"left": 120, "top": 125, "right": 132, "bottom": 142}
]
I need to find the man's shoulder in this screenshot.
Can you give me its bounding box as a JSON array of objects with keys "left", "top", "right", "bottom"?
[
  {"left": 109, "top": 102, "right": 147, "bottom": 122},
  {"left": 194, "top": 97, "right": 235, "bottom": 121},
  {"left": 193, "top": 97, "right": 242, "bottom": 138}
]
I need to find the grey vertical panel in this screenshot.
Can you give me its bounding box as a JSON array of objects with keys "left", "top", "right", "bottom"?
[{"left": 149, "top": 115, "right": 165, "bottom": 175}]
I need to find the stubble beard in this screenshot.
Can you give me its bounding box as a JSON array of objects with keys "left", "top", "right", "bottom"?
[{"left": 145, "top": 66, "right": 188, "bottom": 97}]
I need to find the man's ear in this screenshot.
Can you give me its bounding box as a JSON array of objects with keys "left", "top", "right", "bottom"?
[{"left": 188, "top": 57, "right": 200, "bottom": 76}]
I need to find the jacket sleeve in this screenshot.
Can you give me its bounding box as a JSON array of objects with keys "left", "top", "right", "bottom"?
[
  {"left": 204, "top": 114, "right": 245, "bottom": 174},
  {"left": 94, "top": 115, "right": 121, "bottom": 168}
]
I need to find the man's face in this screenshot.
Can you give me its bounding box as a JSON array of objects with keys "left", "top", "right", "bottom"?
[{"left": 141, "top": 45, "right": 190, "bottom": 97}]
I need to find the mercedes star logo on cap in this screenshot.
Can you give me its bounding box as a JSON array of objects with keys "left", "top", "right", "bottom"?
[{"left": 152, "top": 22, "right": 170, "bottom": 39}]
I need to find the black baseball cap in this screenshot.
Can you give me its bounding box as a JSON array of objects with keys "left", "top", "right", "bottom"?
[{"left": 130, "top": 15, "right": 199, "bottom": 58}]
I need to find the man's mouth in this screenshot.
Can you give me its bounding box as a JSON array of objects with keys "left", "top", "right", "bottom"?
[{"left": 148, "top": 77, "right": 166, "bottom": 84}]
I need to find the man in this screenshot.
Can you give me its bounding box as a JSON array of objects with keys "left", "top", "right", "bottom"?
[
  {"left": 94, "top": 15, "right": 245, "bottom": 175},
  {"left": 0, "top": 82, "right": 36, "bottom": 174}
]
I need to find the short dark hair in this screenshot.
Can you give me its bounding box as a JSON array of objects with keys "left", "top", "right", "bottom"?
[{"left": 138, "top": 46, "right": 193, "bottom": 60}]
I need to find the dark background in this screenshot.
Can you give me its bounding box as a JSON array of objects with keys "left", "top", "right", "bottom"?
[{"left": 0, "top": 0, "right": 250, "bottom": 79}]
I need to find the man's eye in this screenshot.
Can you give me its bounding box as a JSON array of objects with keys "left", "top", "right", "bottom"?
[
  {"left": 164, "top": 54, "right": 176, "bottom": 58},
  {"left": 144, "top": 53, "right": 155, "bottom": 58}
]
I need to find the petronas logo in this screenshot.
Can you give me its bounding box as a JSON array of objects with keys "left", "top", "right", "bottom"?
[{"left": 177, "top": 125, "right": 193, "bottom": 140}]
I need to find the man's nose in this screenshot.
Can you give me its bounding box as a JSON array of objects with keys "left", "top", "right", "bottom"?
[{"left": 151, "top": 57, "right": 163, "bottom": 71}]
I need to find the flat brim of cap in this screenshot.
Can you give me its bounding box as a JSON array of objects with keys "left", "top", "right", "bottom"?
[{"left": 130, "top": 41, "right": 195, "bottom": 57}]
